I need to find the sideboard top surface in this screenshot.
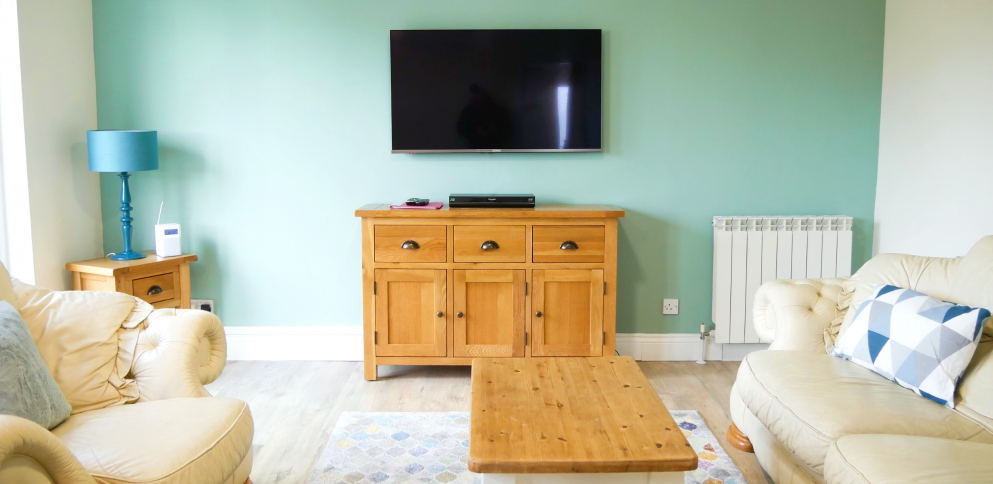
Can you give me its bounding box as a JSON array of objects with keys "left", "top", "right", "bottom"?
[{"left": 355, "top": 203, "right": 625, "bottom": 219}]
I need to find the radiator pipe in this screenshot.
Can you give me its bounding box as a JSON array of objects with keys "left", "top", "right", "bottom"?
[{"left": 697, "top": 324, "right": 711, "bottom": 365}]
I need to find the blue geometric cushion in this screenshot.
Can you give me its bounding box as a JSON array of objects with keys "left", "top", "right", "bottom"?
[{"left": 830, "top": 284, "right": 990, "bottom": 408}]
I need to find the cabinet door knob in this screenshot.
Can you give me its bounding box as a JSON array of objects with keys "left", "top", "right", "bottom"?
[
  {"left": 480, "top": 240, "right": 500, "bottom": 250},
  {"left": 457, "top": 312, "right": 464, "bottom": 318},
  {"left": 401, "top": 240, "right": 420, "bottom": 249},
  {"left": 560, "top": 240, "right": 579, "bottom": 250},
  {"left": 535, "top": 311, "right": 542, "bottom": 317},
  {"left": 147, "top": 285, "right": 163, "bottom": 296},
  {"left": 436, "top": 311, "right": 444, "bottom": 318}
]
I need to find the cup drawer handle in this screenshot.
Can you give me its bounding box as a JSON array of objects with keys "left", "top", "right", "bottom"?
[
  {"left": 401, "top": 240, "right": 420, "bottom": 249},
  {"left": 147, "top": 285, "right": 163, "bottom": 296},
  {"left": 560, "top": 240, "right": 579, "bottom": 250},
  {"left": 480, "top": 240, "right": 500, "bottom": 250}
]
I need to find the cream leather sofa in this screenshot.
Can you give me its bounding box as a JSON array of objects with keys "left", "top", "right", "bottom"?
[
  {"left": 730, "top": 236, "right": 993, "bottom": 484},
  {"left": 0, "top": 264, "right": 253, "bottom": 484}
]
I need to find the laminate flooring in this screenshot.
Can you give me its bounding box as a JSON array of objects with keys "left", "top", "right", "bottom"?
[{"left": 205, "top": 361, "right": 771, "bottom": 484}]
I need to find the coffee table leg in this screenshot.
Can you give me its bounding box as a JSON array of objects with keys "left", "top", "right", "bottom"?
[
  {"left": 481, "top": 472, "right": 685, "bottom": 484},
  {"left": 648, "top": 472, "right": 685, "bottom": 484},
  {"left": 480, "top": 475, "right": 516, "bottom": 484}
]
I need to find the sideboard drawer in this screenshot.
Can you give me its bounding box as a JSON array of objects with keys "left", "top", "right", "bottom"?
[
  {"left": 375, "top": 226, "right": 447, "bottom": 263},
  {"left": 132, "top": 272, "right": 176, "bottom": 303},
  {"left": 454, "top": 225, "right": 526, "bottom": 262},
  {"left": 533, "top": 226, "right": 605, "bottom": 263}
]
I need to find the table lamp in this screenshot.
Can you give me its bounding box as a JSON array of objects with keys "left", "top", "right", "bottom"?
[{"left": 87, "top": 130, "right": 159, "bottom": 260}]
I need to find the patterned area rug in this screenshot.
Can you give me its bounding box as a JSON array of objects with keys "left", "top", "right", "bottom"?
[{"left": 309, "top": 411, "right": 744, "bottom": 484}]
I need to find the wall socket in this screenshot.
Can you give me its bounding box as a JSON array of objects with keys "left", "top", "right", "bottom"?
[
  {"left": 191, "top": 299, "right": 215, "bottom": 313},
  {"left": 663, "top": 299, "right": 679, "bottom": 315}
]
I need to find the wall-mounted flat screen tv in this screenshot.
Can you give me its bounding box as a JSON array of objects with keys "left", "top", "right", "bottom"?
[{"left": 391, "top": 29, "right": 602, "bottom": 153}]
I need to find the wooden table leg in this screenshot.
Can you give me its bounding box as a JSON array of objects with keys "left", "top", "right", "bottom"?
[{"left": 726, "top": 423, "right": 754, "bottom": 453}]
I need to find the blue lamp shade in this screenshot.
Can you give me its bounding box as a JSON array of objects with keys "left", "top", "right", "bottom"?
[
  {"left": 87, "top": 129, "right": 159, "bottom": 261},
  {"left": 87, "top": 130, "right": 159, "bottom": 172}
]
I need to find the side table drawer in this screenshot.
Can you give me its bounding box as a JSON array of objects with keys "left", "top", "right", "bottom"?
[
  {"left": 132, "top": 272, "right": 177, "bottom": 303},
  {"left": 454, "top": 225, "right": 526, "bottom": 262}
]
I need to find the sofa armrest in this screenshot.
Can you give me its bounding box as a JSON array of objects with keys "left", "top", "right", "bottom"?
[
  {"left": 0, "top": 415, "right": 94, "bottom": 484},
  {"left": 131, "top": 309, "right": 226, "bottom": 402},
  {"left": 753, "top": 278, "right": 848, "bottom": 354}
]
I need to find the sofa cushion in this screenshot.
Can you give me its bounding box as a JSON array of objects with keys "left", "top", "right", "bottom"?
[
  {"left": 12, "top": 281, "right": 152, "bottom": 414},
  {"left": 736, "top": 351, "right": 993, "bottom": 473},
  {"left": 52, "top": 397, "right": 253, "bottom": 484},
  {"left": 0, "top": 302, "right": 71, "bottom": 429},
  {"left": 824, "top": 434, "right": 993, "bottom": 484}
]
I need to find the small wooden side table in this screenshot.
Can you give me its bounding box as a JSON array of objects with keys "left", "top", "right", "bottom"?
[{"left": 66, "top": 251, "right": 198, "bottom": 309}]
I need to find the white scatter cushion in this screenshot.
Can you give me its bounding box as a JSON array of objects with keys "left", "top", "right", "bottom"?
[{"left": 830, "top": 284, "right": 990, "bottom": 408}]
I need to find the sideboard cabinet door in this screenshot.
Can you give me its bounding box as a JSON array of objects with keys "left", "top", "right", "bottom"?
[
  {"left": 375, "top": 269, "right": 447, "bottom": 357},
  {"left": 454, "top": 270, "right": 526, "bottom": 357},
  {"left": 531, "top": 269, "right": 604, "bottom": 357}
]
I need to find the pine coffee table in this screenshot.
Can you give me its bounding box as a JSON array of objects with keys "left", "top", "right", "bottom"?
[{"left": 469, "top": 357, "right": 698, "bottom": 484}]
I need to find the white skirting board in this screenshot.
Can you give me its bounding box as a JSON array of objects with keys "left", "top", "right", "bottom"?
[
  {"left": 224, "top": 326, "right": 364, "bottom": 361},
  {"left": 615, "top": 334, "right": 767, "bottom": 362},
  {"left": 222, "top": 327, "right": 766, "bottom": 362}
]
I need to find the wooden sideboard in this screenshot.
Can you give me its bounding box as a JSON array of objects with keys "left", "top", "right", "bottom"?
[{"left": 355, "top": 203, "right": 625, "bottom": 380}]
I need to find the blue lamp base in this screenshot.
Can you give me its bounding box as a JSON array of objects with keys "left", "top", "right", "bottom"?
[
  {"left": 110, "top": 250, "right": 147, "bottom": 261},
  {"left": 111, "top": 172, "right": 147, "bottom": 261}
]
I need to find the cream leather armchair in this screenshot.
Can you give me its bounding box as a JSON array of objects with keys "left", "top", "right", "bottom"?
[
  {"left": 728, "top": 237, "right": 993, "bottom": 484},
  {"left": 0, "top": 269, "right": 253, "bottom": 484}
]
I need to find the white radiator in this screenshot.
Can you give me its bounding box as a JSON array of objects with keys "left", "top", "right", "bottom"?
[{"left": 712, "top": 216, "right": 853, "bottom": 344}]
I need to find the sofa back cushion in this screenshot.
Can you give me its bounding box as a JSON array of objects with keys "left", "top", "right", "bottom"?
[
  {"left": 12, "top": 280, "right": 151, "bottom": 414},
  {"left": 948, "top": 236, "right": 993, "bottom": 423},
  {"left": 0, "top": 301, "right": 72, "bottom": 429},
  {"left": 836, "top": 253, "right": 960, "bottom": 340},
  {"left": 0, "top": 263, "right": 17, "bottom": 309},
  {"left": 958, "top": 339, "right": 993, "bottom": 426},
  {"left": 950, "top": 236, "right": 993, "bottom": 326}
]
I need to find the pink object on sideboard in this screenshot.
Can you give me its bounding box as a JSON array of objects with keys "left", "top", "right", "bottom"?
[{"left": 389, "top": 202, "right": 444, "bottom": 210}]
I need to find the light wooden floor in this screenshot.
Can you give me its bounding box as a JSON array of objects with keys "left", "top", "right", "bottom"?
[{"left": 206, "top": 361, "right": 770, "bottom": 484}]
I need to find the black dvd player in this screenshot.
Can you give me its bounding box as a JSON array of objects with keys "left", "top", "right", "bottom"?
[{"left": 449, "top": 194, "right": 535, "bottom": 208}]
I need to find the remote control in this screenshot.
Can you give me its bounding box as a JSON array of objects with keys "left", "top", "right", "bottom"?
[{"left": 405, "top": 198, "right": 429, "bottom": 206}]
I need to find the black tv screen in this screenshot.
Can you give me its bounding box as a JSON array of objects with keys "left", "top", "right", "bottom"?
[{"left": 390, "top": 29, "right": 602, "bottom": 153}]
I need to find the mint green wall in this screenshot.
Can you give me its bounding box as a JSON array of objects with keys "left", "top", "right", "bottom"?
[{"left": 92, "top": 0, "right": 884, "bottom": 332}]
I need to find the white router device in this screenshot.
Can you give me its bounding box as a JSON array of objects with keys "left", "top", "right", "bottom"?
[{"left": 154, "top": 202, "right": 182, "bottom": 257}]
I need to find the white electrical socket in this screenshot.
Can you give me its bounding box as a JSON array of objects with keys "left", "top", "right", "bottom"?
[
  {"left": 663, "top": 299, "right": 679, "bottom": 315},
  {"left": 191, "top": 299, "right": 215, "bottom": 313}
]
